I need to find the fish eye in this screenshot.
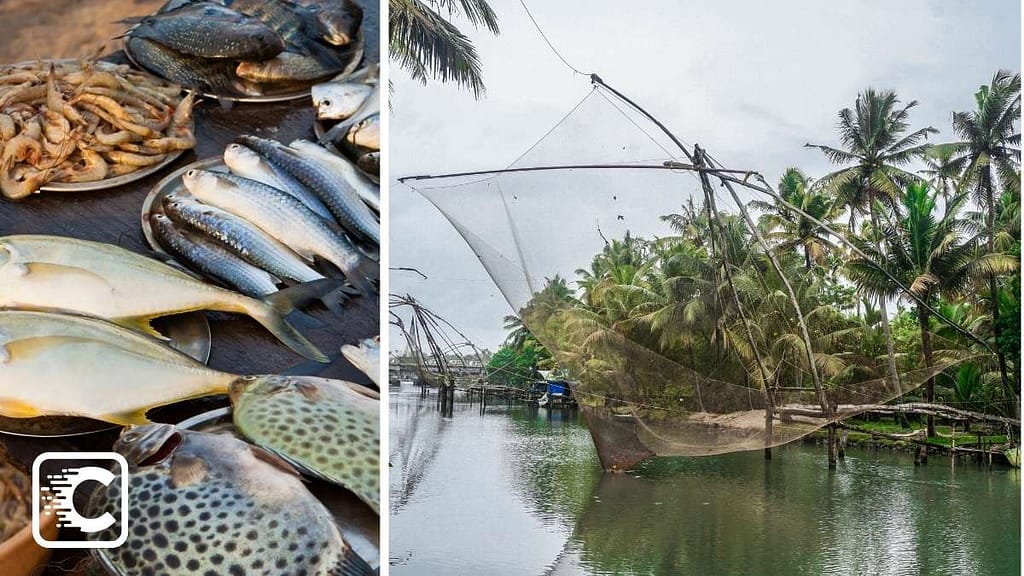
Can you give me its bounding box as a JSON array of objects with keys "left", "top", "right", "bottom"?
[
  {"left": 321, "top": 99, "right": 331, "bottom": 108},
  {"left": 186, "top": 169, "right": 196, "bottom": 177},
  {"left": 243, "top": 375, "right": 257, "bottom": 381},
  {"left": 228, "top": 144, "right": 238, "bottom": 150}
]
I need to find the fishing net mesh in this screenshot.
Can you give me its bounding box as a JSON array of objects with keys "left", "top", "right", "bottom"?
[{"left": 409, "top": 87, "right": 978, "bottom": 468}]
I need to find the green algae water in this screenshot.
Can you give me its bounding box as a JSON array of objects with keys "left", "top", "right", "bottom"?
[{"left": 389, "top": 386, "right": 1020, "bottom": 576}]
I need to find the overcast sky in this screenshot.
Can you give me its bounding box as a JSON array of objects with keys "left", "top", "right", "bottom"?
[{"left": 390, "top": 0, "right": 1021, "bottom": 352}]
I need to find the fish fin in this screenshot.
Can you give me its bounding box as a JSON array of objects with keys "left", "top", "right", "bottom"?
[
  {"left": 337, "top": 380, "right": 380, "bottom": 401},
  {"left": 0, "top": 398, "right": 44, "bottom": 418},
  {"left": 280, "top": 353, "right": 342, "bottom": 377},
  {"left": 293, "top": 380, "right": 323, "bottom": 402},
  {"left": 102, "top": 408, "right": 152, "bottom": 426},
  {"left": 115, "top": 317, "right": 170, "bottom": 341},
  {"left": 18, "top": 262, "right": 115, "bottom": 290},
  {"left": 268, "top": 278, "right": 346, "bottom": 315},
  {"left": 328, "top": 550, "right": 376, "bottom": 576},
  {"left": 320, "top": 286, "right": 349, "bottom": 318},
  {"left": 1, "top": 335, "right": 96, "bottom": 363},
  {"left": 240, "top": 294, "right": 328, "bottom": 362},
  {"left": 169, "top": 454, "right": 208, "bottom": 487},
  {"left": 249, "top": 445, "right": 302, "bottom": 478}
]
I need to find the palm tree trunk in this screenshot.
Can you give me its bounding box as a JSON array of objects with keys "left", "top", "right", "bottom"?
[
  {"left": 918, "top": 304, "right": 936, "bottom": 438},
  {"left": 870, "top": 209, "right": 902, "bottom": 397},
  {"left": 983, "top": 168, "right": 1017, "bottom": 415}
]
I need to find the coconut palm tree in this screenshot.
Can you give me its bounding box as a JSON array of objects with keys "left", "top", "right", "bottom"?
[
  {"left": 921, "top": 144, "right": 964, "bottom": 202},
  {"left": 847, "top": 182, "right": 1016, "bottom": 436},
  {"left": 807, "top": 89, "right": 937, "bottom": 397},
  {"left": 390, "top": 0, "right": 499, "bottom": 98},
  {"left": 944, "top": 70, "right": 1021, "bottom": 406},
  {"left": 751, "top": 168, "right": 839, "bottom": 269}
]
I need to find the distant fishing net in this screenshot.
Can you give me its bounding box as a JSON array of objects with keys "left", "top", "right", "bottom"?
[{"left": 405, "top": 86, "right": 982, "bottom": 469}]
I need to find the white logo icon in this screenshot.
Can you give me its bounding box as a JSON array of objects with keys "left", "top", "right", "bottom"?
[{"left": 32, "top": 452, "right": 129, "bottom": 549}]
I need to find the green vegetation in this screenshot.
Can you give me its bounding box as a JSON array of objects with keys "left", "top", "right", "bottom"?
[{"left": 501, "top": 72, "right": 1021, "bottom": 437}]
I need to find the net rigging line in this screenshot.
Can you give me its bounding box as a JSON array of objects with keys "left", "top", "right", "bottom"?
[{"left": 518, "top": 0, "right": 589, "bottom": 76}]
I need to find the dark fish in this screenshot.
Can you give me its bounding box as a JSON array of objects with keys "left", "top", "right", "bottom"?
[
  {"left": 151, "top": 212, "right": 279, "bottom": 297},
  {"left": 236, "top": 51, "right": 343, "bottom": 84},
  {"left": 238, "top": 135, "right": 379, "bottom": 246},
  {"left": 357, "top": 151, "right": 378, "bottom": 180},
  {"left": 293, "top": 0, "right": 363, "bottom": 46},
  {"left": 126, "top": 36, "right": 262, "bottom": 96},
  {"left": 88, "top": 423, "right": 375, "bottom": 576},
  {"left": 129, "top": 2, "right": 284, "bottom": 60},
  {"left": 222, "top": 0, "right": 329, "bottom": 49}
]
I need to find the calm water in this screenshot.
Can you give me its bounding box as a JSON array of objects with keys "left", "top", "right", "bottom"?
[{"left": 389, "top": 386, "right": 1020, "bottom": 576}]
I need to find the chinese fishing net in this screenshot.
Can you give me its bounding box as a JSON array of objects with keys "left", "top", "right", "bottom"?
[{"left": 403, "top": 83, "right": 986, "bottom": 470}]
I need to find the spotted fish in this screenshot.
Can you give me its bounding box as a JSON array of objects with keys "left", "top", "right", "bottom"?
[
  {"left": 230, "top": 375, "right": 380, "bottom": 514},
  {"left": 87, "top": 423, "right": 375, "bottom": 575}
]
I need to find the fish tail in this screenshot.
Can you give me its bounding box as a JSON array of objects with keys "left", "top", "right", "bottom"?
[
  {"left": 243, "top": 295, "right": 329, "bottom": 363},
  {"left": 328, "top": 550, "right": 376, "bottom": 576},
  {"left": 330, "top": 254, "right": 377, "bottom": 297}
]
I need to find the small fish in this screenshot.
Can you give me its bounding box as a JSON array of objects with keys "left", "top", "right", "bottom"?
[
  {"left": 126, "top": 36, "right": 262, "bottom": 96},
  {"left": 357, "top": 152, "right": 379, "bottom": 181},
  {"left": 345, "top": 113, "right": 379, "bottom": 151},
  {"left": 0, "top": 234, "right": 326, "bottom": 361},
  {"left": 238, "top": 135, "right": 379, "bottom": 245},
  {"left": 223, "top": 142, "right": 335, "bottom": 222},
  {"left": 294, "top": 0, "right": 363, "bottom": 46},
  {"left": 312, "top": 81, "right": 373, "bottom": 120},
  {"left": 289, "top": 140, "right": 379, "bottom": 212},
  {"left": 128, "top": 2, "right": 284, "bottom": 60},
  {"left": 0, "top": 311, "right": 235, "bottom": 424},
  {"left": 182, "top": 169, "right": 377, "bottom": 295},
  {"left": 231, "top": 375, "right": 380, "bottom": 513},
  {"left": 341, "top": 336, "right": 380, "bottom": 386},
  {"left": 162, "top": 192, "right": 325, "bottom": 284},
  {"left": 151, "top": 213, "right": 278, "bottom": 297},
  {"left": 237, "top": 51, "right": 344, "bottom": 84},
  {"left": 88, "top": 424, "right": 375, "bottom": 575}
]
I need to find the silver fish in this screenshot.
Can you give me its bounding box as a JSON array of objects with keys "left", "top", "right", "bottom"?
[
  {"left": 223, "top": 142, "right": 335, "bottom": 222},
  {"left": 88, "top": 423, "right": 375, "bottom": 575},
  {"left": 238, "top": 135, "right": 379, "bottom": 245},
  {"left": 341, "top": 336, "right": 379, "bottom": 386},
  {"left": 182, "top": 169, "right": 376, "bottom": 295},
  {"left": 151, "top": 213, "right": 278, "bottom": 297},
  {"left": 289, "top": 140, "right": 379, "bottom": 212},
  {"left": 345, "top": 113, "right": 379, "bottom": 151},
  {"left": 162, "top": 192, "right": 325, "bottom": 284},
  {"left": 312, "top": 82, "right": 373, "bottom": 120}
]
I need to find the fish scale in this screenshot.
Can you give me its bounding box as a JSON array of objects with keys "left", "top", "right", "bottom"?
[
  {"left": 231, "top": 376, "right": 380, "bottom": 514},
  {"left": 129, "top": 2, "right": 284, "bottom": 60},
  {"left": 88, "top": 425, "right": 374, "bottom": 576}
]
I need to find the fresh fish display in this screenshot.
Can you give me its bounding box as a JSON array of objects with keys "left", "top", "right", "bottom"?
[
  {"left": 231, "top": 375, "right": 380, "bottom": 513},
  {"left": 237, "top": 135, "right": 379, "bottom": 245},
  {"left": 151, "top": 212, "right": 278, "bottom": 297},
  {"left": 182, "top": 169, "right": 377, "bottom": 294},
  {"left": 223, "top": 142, "right": 335, "bottom": 221},
  {"left": 127, "top": 2, "right": 284, "bottom": 60},
  {"left": 0, "top": 60, "right": 195, "bottom": 199},
  {"left": 0, "top": 311, "right": 235, "bottom": 424},
  {"left": 0, "top": 235, "right": 326, "bottom": 361},
  {"left": 88, "top": 424, "right": 375, "bottom": 575},
  {"left": 357, "top": 151, "right": 379, "bottom": 181},
  {"left": 341, "top": 336, "right": 380, "bottom": 386},
  {"left": 294, "top": 0, "right": 363, "bottom": 46},
  {"left": 127, "top": 0, "right": 364, "bottom": 97},
  {"left": 345, "top": 113, "right": 379, "bottom": 151},
  {"left": 290, "top": 139, "right": 379, "bottom": 211},
  {"left": 313, "top": 81, "right": 373, "bottom": 120},
  {"left": 162, "top": 192, "right": 325, "bottom": 284}
]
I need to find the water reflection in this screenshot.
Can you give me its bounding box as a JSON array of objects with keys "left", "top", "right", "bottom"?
[{"left": 390, "top": 389, "right": 1020, "bottom": 576}]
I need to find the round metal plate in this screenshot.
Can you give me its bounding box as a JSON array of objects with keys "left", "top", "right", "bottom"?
[
  {"left": 141, "top": 156, "right": 228, "bottom": 254},
  {"left": 3, "top": 59, "right": 191, "bottom": 193},
  {"left": 123, "top": 33, "right": 364, "bottom": 104}
]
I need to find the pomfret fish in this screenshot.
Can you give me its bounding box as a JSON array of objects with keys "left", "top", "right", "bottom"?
[
  {"left": 0, "top": 235, "right": 326, "bottom": 361},
  {"left": 231, "top": 375, "right": 380, "bottom": 514},
  {"left": 341, "top": 336, "right": 379, "bottom": 386},
  {"left": 163, "top": 192, "right": 325, "bottom": 284},
  {"left": 0, "top": 311, "right": 235, "bottom": 424},
  {"left": 238, "top": 135, "right": 379, "bottom": 245},
  {"left": 345, "top": 113, "right": 379, "bottom": 151},
  {"left": 289, "top": 140, "right": 379, "bottom": 212},
  {"left": 312, "top": 82, "right": 373, "bottom": 121},
  {"left": 88, "top": 424, "right": 375, "bottom": 575},
  {"left": 223, "top": 142, "right": 335, "bottom": 222},
  {"left": 151, "top": 213, "right": 278, "bottom": 297},
  {"left": 182, "top": 170, "right": 376, "bottom": 295},
  {"left": 129, "top": 2, "right": 284, "bottom": 60}
]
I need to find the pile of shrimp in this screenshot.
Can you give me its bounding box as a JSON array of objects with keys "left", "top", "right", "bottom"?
[{"left": 0, "top": 59, "right": 196, "bottom": 200}]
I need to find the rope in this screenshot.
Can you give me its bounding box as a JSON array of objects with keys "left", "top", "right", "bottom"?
[{"left": 518, "top": 0, "right": 589, "bottom": 76}]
